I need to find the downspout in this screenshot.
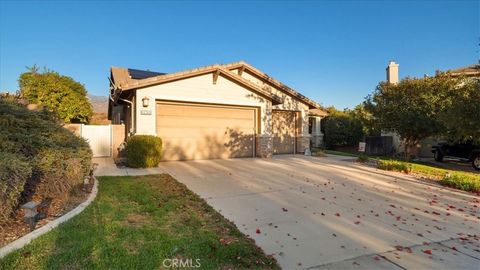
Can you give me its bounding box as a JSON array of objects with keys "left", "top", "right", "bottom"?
[{"left": 119, "top": 97, "right": 134, "bottom": 136}]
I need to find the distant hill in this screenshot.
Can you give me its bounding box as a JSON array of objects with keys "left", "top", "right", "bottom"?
[{"left": 88, "top": 95, "right": 108, "bottom": 113}]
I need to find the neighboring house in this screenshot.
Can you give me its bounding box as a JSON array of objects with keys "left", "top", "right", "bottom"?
[
  {"left": 108, "top": 61, "right": 327, "bottom": 161},
  {"left": 447, "top": 64, "right": 480, "bottom": 78}
]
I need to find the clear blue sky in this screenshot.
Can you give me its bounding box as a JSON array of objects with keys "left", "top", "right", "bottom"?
[{"left": 0, "top": 1, "right": 478, "bottom": 109}]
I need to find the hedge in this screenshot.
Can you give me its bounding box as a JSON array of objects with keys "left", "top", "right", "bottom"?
[
  {"left": 0, "top": 153, "right": 32, "bottom": 220},
  {"left": 126, "top": 135, "right": 163, "bottom": 168},
  {"left": 0, "top": 97, "right": 92, "bottom": 219}
]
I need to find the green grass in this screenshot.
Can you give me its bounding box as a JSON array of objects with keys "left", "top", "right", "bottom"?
[
  {"left": 440, "top": 173, "right": 480, "bottom": 192},
  {"left": 324, "top": 150, "right": 480, "bottom": 192},
  {"left": 376, "top": 159, "right": 480, "bottom": 192},
  {"left": 0, "top": 175, "right": 279, "bottom": 270},
  {"left": 377, "top": 159, "right": 411, "bottom": 173}
]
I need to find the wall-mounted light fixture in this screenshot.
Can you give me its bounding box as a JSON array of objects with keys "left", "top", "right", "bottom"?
[{"left": 142, "top": 96, "right": 150, "bottom": 107}]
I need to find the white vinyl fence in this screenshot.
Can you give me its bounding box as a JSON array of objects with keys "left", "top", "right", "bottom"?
[{"left": 79, "top": 125, "right": 112, "bottom": 157}]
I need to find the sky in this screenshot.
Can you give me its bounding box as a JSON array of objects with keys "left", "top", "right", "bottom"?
[{"left": 0, "top": 0, "right": 478, "bottom": 109}]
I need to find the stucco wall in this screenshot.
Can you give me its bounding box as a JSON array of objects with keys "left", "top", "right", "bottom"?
[
  {"left": 232, "top": 69, "right": 310, "bottom": 138},
  {"left": 135, "top": 73, "right": 272, "bottom": 136}
]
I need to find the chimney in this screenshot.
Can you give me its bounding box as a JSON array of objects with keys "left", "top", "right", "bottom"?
[{"left": 386, "top": 60, "right": 399, "bottom": 84}]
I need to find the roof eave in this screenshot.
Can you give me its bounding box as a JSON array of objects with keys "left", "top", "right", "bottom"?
[
  {"left": 224, "top": 62, "right": 322, "bottom": 109},
  {"left": 115, "top": 66, "right": 282, "bottom": 104}
]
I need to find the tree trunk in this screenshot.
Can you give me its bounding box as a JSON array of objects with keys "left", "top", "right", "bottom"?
[{"left": 404, "top": 140, "right": 410, "bottom": 160}]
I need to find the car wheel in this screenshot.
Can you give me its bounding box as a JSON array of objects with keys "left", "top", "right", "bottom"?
[
  {"left": 473, "top": 156, "right": 480, "bottom": 171},
  {"left": 434, "top": 151, "right": 444, "bottom": 162}
]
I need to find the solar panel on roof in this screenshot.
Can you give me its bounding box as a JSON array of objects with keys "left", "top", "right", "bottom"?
[{"left": 128, "top": 68, "right": 166, "bottom": 79}]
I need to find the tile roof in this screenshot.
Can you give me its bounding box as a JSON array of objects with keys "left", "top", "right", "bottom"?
[
  {"left": 448, "top": 64, "right": 480, "bottom": 77},
  {"left": 110, "top": 61, "right": 322, "bottom": 108},
  {"left": 223, "top": 61, "right": 322, "bottom": 109}
]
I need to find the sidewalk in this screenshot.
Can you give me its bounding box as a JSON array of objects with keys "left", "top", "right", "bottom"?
[{"left": 93, "top": 157, "right": 166, "bottom": 176}]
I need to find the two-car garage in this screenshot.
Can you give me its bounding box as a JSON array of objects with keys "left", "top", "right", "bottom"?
[
  {"left": 156, "top": 101, "right": 300, "bottom": 161},
  {"left": 156, "top": 101, "right": 258, "bottom": 160}
]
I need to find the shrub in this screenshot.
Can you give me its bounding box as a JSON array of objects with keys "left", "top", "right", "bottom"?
[
  {"left": 126, "top": 135, "right": 163, "bottom": 168},
  {"left": 440, "top": 173, "right": 480, "bottom": 192},
  {"left": 322, "top": 110, "right": 364, "bottom": 148},
  {"left": 0, "top": 98, "right": 92, "bottom": 218},
  {"left": 357, "top": 154, "right": 369, "bottom": 163},
  {"left": 377, "top": 160, "right": 411, "bottom": 173},
  {"left": 0, "top": 153, "right": 32, "bottom": 220}
]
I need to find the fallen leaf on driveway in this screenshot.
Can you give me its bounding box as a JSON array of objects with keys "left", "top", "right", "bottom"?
[
  {"left": 282, "top": 208, "right": 288, "bottom": 212},
  {"left": 354, "top": 221, "right": 361, "bottom": 225},
  {"left": 256, "top": 229, "right": 261, "bottom": 234},
  {"left": 373, "top": 256, "right": 380, "bottom": 261},
  {"left": 335, "top": 213, "right": 341, "bottom": 217},
  {"left": 423, "top": 249, "right": 432, "bottom": 255}
]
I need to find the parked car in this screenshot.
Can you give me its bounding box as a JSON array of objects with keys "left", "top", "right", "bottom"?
[{"left": 432, "top": 142, "right": 480, "bottom": 171}]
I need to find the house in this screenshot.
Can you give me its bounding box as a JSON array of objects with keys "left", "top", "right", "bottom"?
[
  {"left": 108, "top": 61, "right": 326, "bottom": 161},
  {"left": 446, "top": 64, "right": 480, "bottom": 78}
]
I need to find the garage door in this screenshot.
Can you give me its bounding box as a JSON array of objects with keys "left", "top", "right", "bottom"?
[
  {"left": 156, "top": 101, "right": 257, "bottom": 160},
  {"left": 272, "top": 110, "right": 297, "bottom": 154}
]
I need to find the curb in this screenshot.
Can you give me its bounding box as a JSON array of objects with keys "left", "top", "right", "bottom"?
[{"left": 0, "top": 177, "right": 99, "bottom": 259}]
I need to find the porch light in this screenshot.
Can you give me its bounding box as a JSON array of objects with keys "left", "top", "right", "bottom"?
[{"left": 142, "top": 96, "right": 150, "bottom": 107}]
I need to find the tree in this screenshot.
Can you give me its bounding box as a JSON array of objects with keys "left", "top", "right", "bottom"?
[
  {"left": 350, "top": 104, "right": 380, "bottom": 136},
  {"left": 365, "top": 74, "right": 458, "bottom": 159},
  {"left": 19, "top": 66, "right": 93, "bottom": 123},
  {"left": 439, "top": 77, "right": 480, "bottom": 143},
  {"left": 322, "top": 109, "right": 364, "bottom": 148}
]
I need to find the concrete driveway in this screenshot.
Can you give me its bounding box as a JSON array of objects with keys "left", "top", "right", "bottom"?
[{"left": 158, "top": 155, "right": 480, "bottom": 270}]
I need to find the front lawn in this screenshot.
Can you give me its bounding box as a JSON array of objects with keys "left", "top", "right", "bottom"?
[
  {"left": 0, "top": 174, "right": 278, "bottom": 269},
  {"left": 324, "top": 150, "right": 479, "bottom": 192},
  {"left": 376, "top": 159, "right": 480, "bottom": 192}
]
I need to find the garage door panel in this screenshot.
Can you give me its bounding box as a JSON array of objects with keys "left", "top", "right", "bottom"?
[
  {"left": 157, "top": 127, "right": 254, "bottom": 139},
  {"left": 156, "top": 102, "right": 256, "bottom": 160},
  {"left": 157, "top": 117, "right": 254, "bottom": 129},
  {"left": 158, "top": 104, "right": 254, "bottom": 118}
]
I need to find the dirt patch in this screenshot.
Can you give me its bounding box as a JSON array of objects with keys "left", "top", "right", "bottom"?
[
  {"left": 122, "top": 239, "right": 144, "bottom": 255},
  {"left": 0, "top": 186, "right": 90, "bottom": 247},
  {"left": 122, "top": 213, "right": 152, "bottom": 227}
]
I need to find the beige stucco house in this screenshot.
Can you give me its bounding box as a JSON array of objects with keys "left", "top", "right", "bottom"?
[{"left": 108, "top": 61, "right": 326, "bottom": 161}]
